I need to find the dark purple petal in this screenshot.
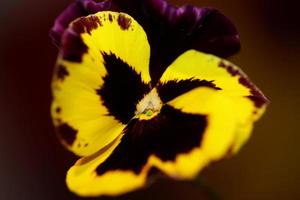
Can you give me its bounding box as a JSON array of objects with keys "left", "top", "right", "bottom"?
[
  {"left": 50, "top": 0, "right": 240, "bottom": 81},
  {"left": 142, "top": 2, "right": 240, "bottom": 82}
]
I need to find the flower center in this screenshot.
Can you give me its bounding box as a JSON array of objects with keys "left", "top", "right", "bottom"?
[{"left": 135, "top": 89, "right": 162, "bottom": 120}]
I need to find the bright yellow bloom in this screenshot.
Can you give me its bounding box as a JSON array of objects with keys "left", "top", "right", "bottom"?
[{"left": 51, "top": 11, "right": 268, "bottom": 197}]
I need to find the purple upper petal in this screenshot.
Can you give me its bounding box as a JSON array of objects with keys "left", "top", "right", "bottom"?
[{"left": 50, "top": 0, "right": 240, "bottom": 81}]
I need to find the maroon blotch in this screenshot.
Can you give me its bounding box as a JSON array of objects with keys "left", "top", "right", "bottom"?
[
  {"left": 117, "top": 14, "right": 132, "bottom": 30},
  {"left": 56, "top": 65, "right": 69, "bottom": 80},
  {"left": 72, "top": 15, "right": 101, "bottom": 34},
  {"left": 57, "top": 123, "right": 78, "bottom": 146},
  {"left": 239, "top": 77, "right": 269, "bottom": 108},
  {"left": 108, "top": 13, "right": 113, "bottom": 22},
  {"left": 61, "top": 31, "right": 88, "bottom": 62},
  {"left": 219, "top": 61, "right": 240, "bottom": 76},
  {"left": 55, "top": 107, "right": 61, "bottom": 114},
  {"left": 219, "top": 61, "right": 269, "bottom": 108}
]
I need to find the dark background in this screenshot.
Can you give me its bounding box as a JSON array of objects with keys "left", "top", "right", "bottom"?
[{"left": 1, "top": 0, "right": 299, "bottom": 199}]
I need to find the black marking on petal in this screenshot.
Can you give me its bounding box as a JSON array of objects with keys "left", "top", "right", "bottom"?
[
  {"left": 219, "top": 61, "right": 269, "bottom": 108},
  {"left": 55, "top": 107, "right": 61, "bottom": 114},
  {"left": 56, "top": 65, "right": 69, "bottom": 80},
  {"left": 72, "top": 15, "right": 102, "bottom": 34},
  {"left": 239, "top": 77, "right": 269, "bottom": 108},
  {"left": 108, "top": 13, "right": 113, "bottom": 22},
  {"left": 96, "top": 105, "right": 207, "bottom": 175},
  {"left": 60, "top": 15, "right": 106, "bottom": 62},
  {"left": 57, "top": 123, "right": 77, "bottom": 146},
  {"left": 157, "top": 79, "right": 221, "bottom": 103},
  {"left": 61, "top": 31, "right": 88, "bottom": 62},
  {"left": 96, "top": 52, "right": 150, "bottom": 124},
  {"left": 117, "top": 14, "right": 132, "bottom": 30},
  {"left": 219, "top": 61, "right": 240, "bottom": 76}
]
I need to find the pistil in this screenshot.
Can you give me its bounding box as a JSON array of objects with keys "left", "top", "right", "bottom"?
[{"left": 135, "top": 89, "right": 162, "bottom": 119}]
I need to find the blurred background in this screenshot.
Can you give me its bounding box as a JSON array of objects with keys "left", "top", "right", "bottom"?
[{"left": 1, "top": 0, "right": 299, "bottom": 199}]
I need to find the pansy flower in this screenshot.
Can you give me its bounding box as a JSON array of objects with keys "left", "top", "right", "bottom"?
[{"left": 50, "top": 0, "right": 268, "bottom": 197}]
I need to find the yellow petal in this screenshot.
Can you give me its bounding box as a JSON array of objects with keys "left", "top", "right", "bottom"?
[
  {"left": 66, "top": 135, "right": 149, "bottom": 197},
  {"left": 158, "top": 50, "right": 267, "bottom": 153},
  {"left": 51, "top": 11, "right": 151, "bottom": 156}
]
